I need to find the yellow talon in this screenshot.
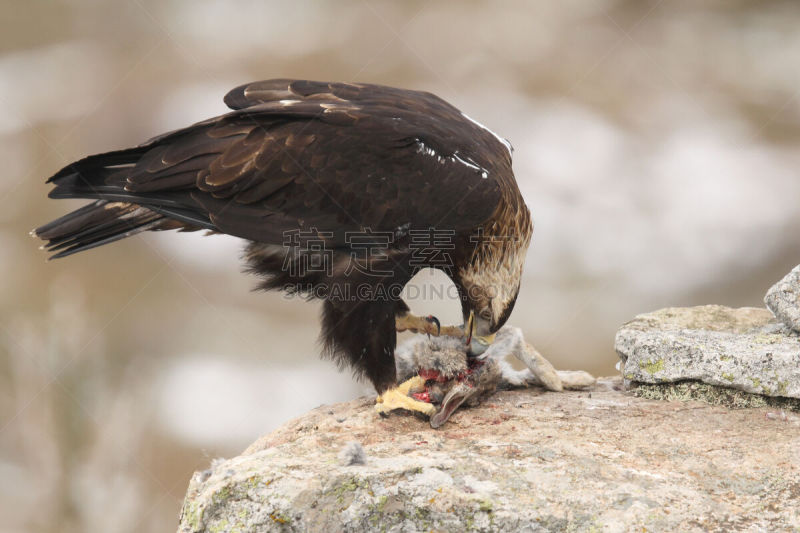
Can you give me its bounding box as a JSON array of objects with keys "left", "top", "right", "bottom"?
[
  {"left": 375, "top": 376, "right": 435, "bottom": 416},
  {"left": 397, "top": 375, "right": 426, "bottom": 395}
]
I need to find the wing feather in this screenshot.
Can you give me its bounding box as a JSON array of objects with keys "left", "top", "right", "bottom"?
[{"left": 48, "top": 79, "right": 512, "bottom": 248}]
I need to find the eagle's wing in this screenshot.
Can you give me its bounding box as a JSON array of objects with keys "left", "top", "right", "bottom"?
[{"left": 47, "top": 80, "right": 510, "bottom": 247}]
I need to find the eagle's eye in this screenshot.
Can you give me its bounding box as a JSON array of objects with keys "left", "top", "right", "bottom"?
[{"left": 478, "top": 307, "right": 492, "bottom": 321}]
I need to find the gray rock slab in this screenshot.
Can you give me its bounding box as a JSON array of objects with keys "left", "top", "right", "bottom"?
[
  {"left": 178, "top": 382, "right": 800, "bottom": 533},
  {"left": 765, "top": 264, "right": 800, "bottom": 333},
  {"left": 615, "top": 305, "right": 800, "bottom": 399}
]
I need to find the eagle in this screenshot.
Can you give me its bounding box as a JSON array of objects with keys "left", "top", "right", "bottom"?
[{"left": 34, "top": 79, "right": 532, "bottom": 415}]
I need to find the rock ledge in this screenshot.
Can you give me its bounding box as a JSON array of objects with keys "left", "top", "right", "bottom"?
[
  {"left": 178, "top": 380, "right": 800, "bottom": 532},
  {"left": 615, "top": 305, "right": 800, "bottom": 400},
  {"left": 765, "top": 264, "right": 800, "bottom": 333}
]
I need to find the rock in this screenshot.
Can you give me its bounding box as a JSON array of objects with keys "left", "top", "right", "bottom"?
[
  {"left": 765, "top": 264, "right": 800, "bottom": 333},
  {"left": 178, "top": 380, "right": 800, "bottom": 532},
  {"left": 615, "top": 305, "right": 800, "bottom": 400},
  {"left": 632, "top": 381, "right": 800, "bottom": 411}
]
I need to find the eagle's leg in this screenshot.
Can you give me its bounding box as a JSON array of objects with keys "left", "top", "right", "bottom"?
[
  {"left": 395, "top": 307, "right": 465, "bottom": 338},
  {"left": 320, "top": 297, "right": 437, "bottom": 417},
  {"left": 395, "top": 311, "right": 441, "bottom": 336},
  {"left": 375, "top": 375, "right": 436, "bottom": 416}
]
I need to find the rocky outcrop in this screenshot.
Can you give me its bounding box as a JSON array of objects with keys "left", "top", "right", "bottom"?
[
  {"left": 615, "top": 305, "right": 800, "bottom": 400},
  {"left": 765, "top": 264, "right": 800, "bottom": 333},
  {"left": 178, "top": 380, "right": 800, "bottom": 532},
  {"left": 616, "top": 264, "right": 800, "bottom": 406},
  {"left": 177, "top": 266, "right": 800, "bottom": 532}
]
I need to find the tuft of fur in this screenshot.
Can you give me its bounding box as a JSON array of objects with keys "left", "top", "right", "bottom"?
[
  {"left": 394, "top": 335, "right": 469, "bottom": 381},
  {"left": 338, "top": 441, "right": 367, "bottom": 466}
]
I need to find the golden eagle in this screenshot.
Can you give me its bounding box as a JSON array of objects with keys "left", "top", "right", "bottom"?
[{"left": 34, "top": 79, "right": 532, "bottom": 414}]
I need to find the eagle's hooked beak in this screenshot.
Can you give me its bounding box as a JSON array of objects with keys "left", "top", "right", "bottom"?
[{"left": 465, "top": 310, "right": 496, "bottom": 357}]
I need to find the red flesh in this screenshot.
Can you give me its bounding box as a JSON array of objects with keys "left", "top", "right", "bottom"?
[{"left": 414, "top": 359, "right": 486, "bottom": 402}]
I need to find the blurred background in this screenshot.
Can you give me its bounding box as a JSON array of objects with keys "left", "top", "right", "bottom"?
[{"left": 2, "top": 0, "right": 799, "bottom": 531}]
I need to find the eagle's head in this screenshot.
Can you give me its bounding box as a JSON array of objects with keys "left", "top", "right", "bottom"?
[
  {"left": 455, "top": 199, "right": 532, "bottom": 355},
  {"left": 457, "top": 240, "right": 526, "bottom": 356},
  {"left": 461, "top": 278, "right": 521, "bottom": 356}
]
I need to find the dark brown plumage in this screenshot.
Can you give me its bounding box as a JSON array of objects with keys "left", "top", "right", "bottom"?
[{"left": 35, "top": 79, "right": 532, "bottom": 394}]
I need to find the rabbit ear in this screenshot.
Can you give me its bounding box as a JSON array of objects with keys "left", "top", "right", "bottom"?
[{"left": 429, "top": 383, "right": 476, "bottom": 428}]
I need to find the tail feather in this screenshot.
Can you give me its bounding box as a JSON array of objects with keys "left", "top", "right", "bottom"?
[
  {"left": 47, "top": 147, "right": 147, "bottom": 183},
  {"left": 35, "top": 200, "right": 119, "bottom": 240},
  {"left": 34, "top": 200, "right": 169, "bottom": 259},
  {"left": 36, "top": 145, "right": 216, "bottom": 259}
]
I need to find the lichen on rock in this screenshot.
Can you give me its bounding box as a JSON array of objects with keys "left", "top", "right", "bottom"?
[
  {"left": 615, "top": 305, "right": 800, "bottom": 401},
  {"left": 631, "top": 381, "right": 800, "bottom": 411}
]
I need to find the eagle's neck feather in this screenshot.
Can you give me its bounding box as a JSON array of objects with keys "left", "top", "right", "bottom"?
[{"left": 458, "top": 197, "right": 532, "bottom": 319}]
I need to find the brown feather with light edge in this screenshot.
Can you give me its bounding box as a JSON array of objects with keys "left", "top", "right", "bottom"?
[{"left": 33, "top": 79, "right": 532, "bottom": 394}]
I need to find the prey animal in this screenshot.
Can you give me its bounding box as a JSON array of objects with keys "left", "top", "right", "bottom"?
[
  {"left": 387, "top": 327, "right": 596, "bottom": 427},
  {"left": 34, "top": 79, "right": 532, "bottom": 413}
]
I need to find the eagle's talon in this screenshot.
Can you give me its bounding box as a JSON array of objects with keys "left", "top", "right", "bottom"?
[
  {"left": 424, "top": 315, "right": 441, "bottom": 338},
  {"left": 374, "top": 376, "right": 436, "bottom": 416}
]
